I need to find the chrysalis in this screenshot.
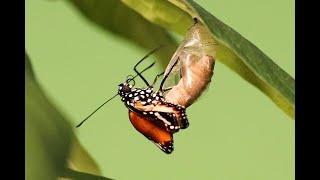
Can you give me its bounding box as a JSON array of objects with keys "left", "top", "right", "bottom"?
[{"left": 163, "top": 18, "right": 217, "bottom": 107}]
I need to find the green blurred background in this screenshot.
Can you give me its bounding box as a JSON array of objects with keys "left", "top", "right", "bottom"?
[{"left": 26, "top": 0, "right": 294, "bottom": 179}]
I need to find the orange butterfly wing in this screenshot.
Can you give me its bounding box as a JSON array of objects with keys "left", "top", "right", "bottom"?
[{"left": 128, "top": 110, "right": 174, "bottom": 154}]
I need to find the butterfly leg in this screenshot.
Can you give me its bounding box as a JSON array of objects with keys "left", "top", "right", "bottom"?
[
  {"left": 134, "top": 63, "right": 152, "bottom": 87},
  {"left": 134, "top": 46, "right": 163, "bottom": 86},
  {"left": 151, "top": 71, "right": 164, "bottom": 86},
  {"left": 162, "top": 87, "right": 173, "bottom": 92},
  {"left": 159, "top": 57, "right": 180, "bottom": 91}
]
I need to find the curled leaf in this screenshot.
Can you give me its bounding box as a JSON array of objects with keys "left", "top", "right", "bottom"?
[
  {"left": 26, "top": 52, "right": 104, "bottom": 179},
  {"left": 60, "top": 168, "right": 113, "bottom": 180},
  {"left": 120, "top": 0, "right": 295, "bottom": 118},
  {"left": 68, "top": 0, "right": 179, "bottom": 66},
  {"left": 182, "top": 0, "right": 295, "bottom": 118}
]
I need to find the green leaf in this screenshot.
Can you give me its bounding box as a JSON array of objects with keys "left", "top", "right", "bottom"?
[
  {"left": 182, "top": 0, "right": 295, "bottom": 118},
  {"left": 120, "top": 0, "right": 295, "bottom": 118},
  {"left": 60, "top": 168, "right": 113, "bottom": 180},
  {"left": 121, "top": 0, "right": 194, "bottom": 34},
  {"left": 67, "top": 0, "right": 179, "bottom": 66},
  {"left": 26, "top": 52, "right": 73, "bottom": 179},
  {"left": 68, "top": 137, "right": 101, "bottom": 175},
  {"left": 26, "top": 52, "right": 106, "bottom": 179}
]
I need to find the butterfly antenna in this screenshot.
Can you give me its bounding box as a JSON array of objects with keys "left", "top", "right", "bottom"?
[
  {"left": 131, "top": 61, "right": 155, "bottom": 81},
  {"left": 134, "top": 45, "right": 164, "bottom": 86},
  {"left": 76, "top": 60, "right": 156, "bottom": 128},
  {"left": 76, "top": 93, "right": 118, "bottom": 128}
]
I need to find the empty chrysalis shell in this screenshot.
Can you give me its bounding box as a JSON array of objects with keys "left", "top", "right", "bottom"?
[{"left": 164, "top": 18, "right": 217, "bottom": 107}]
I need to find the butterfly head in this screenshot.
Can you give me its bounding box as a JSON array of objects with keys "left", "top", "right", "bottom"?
[
  {"left": 118, "top": 82, "right": 133, "bottom": 97},
  {"left": 118, "top": 75, "right": 137, "bottom": 97}
]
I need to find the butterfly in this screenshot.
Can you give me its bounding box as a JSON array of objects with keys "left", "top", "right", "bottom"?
[
  {"left": 76, "top": 47, "right": 189, "bottom": 154},
  {"left": 117, "top": 57, "right": 189, "bottom": 153}
]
